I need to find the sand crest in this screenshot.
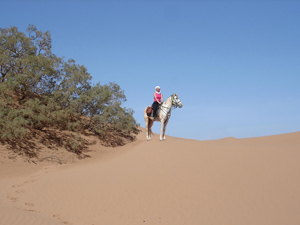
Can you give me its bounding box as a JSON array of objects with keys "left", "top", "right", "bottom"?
[{"left": 1, "top": 129, "right": 300, "bottom": 225}]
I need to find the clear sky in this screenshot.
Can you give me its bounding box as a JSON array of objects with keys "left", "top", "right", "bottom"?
[{"left": 1, "top": 0, "right": 299, "bottom": 140}]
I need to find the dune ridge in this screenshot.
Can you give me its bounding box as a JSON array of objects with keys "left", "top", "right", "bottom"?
[{"left": 1, "top": 129, "right": 300, "bottom": 225}]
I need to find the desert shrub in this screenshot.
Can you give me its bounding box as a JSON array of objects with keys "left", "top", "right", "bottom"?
[{"left": 0, "top": 25, "right": 140, "bottom": 156}]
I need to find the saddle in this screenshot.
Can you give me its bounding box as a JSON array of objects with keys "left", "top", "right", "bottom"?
[
  {"left": 146, "top": 104, "right": 161, "bottom": 117},
  {"left": 146, "top": 106, "right": 153, "bottom": 116}
]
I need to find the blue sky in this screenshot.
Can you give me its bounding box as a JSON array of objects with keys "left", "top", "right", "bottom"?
[{"left": 1, "top": 0, "right": 299, "bottom": 140}]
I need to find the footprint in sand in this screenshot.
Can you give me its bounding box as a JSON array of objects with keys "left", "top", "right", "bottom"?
[
  {"left": 53, "top": 214, "right": 72, "bottom": 225},
  {"left": 23, "top": 179, "right": 38, "bottom": 184},
  {"left": 24, "top": 202, "right": 39, "bottom": 212},
  {"left": 25, "top": 202, "right": 34, "bottom": 207},
  {"left": 11, "top": 178, "right": 38, "bottom": 189},
  {"left": 24, "top": 209, "right": 39, "bottom": 212},
  {"left": 7, "top": 194, "right": 18, "bottom": 202}
]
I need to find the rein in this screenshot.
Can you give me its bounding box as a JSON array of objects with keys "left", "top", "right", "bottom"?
[{"left": 159, "top": 94, "right": 181, "bottom": 115}]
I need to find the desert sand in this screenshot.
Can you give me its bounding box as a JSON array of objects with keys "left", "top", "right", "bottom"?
[{"left": 0, "top": 129, "right": 300, "bottom": 225}]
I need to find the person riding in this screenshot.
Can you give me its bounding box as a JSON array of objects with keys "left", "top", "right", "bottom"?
[{"left": 152, "top": 86, "right": 164, "bottom": 120}]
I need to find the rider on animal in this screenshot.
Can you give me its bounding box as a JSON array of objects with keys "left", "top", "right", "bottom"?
[
  {"left": 152, "top": 86, "right": 164, "bottom": 120},
  {"left": 144, "top": 87, "right": 183, "bottom": 141}
]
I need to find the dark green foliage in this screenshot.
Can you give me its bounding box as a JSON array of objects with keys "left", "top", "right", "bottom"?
[{"left": 0, "top": 25, "right": 140, "bottom": 156}]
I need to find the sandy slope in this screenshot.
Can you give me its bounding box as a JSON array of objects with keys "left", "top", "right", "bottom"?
[{"left": 1, "top": 129, "right": 300, "bottom": 225}]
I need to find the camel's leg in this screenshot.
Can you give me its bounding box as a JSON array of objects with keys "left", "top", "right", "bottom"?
[{"left": 162, "top": 118, "right": 169, "bottom": 140}]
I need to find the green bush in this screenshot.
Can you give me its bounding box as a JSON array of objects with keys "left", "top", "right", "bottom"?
[{"left": 0, "top": 25, "right": 140, "bottom": 156}]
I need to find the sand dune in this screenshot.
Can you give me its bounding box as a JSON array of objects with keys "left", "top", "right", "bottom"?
[{"left": 1, "top": 129, "right": 300, "bottom": 225}]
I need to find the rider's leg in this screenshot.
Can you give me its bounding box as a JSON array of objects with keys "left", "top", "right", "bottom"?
[{"left": 152, "top": 102, "right": 158, "bottom": 120}]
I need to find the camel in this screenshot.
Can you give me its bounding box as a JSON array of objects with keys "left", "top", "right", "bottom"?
[{"left": 144, "top": 93, "right": 183, "bottom": 141}]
